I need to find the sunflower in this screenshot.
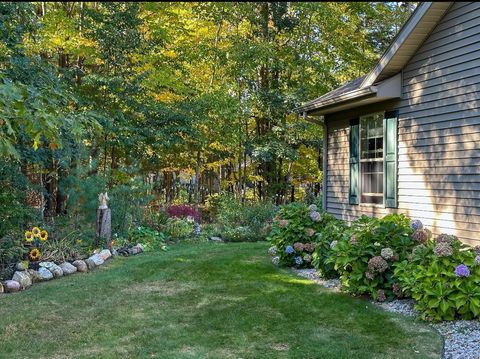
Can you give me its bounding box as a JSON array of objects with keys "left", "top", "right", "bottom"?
[
  {"left": 28, "top": 248, "right": 41, "bottom": 261},
  {"left": 25, "top": 231, "right": 34, "bottom": 242},
  {"left": 39, "top": 230, "right": 48, "bottom": 241},
  {"left": 32, "top": 227, "right": 41, "bottom": 237}
]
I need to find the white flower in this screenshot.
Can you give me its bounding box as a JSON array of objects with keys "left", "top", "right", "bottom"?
[
  {"left": 272, "top": 256, "right": 280, "bottom": 266},
  {"left": 310, "top": 211, "right": 321, "bottom": 222},
  {"left": 308, "top": 204, "right": 318, "bottom": 211},
  {"left": 374, "top": 242, "right": 381, "bottom": 247},
  {"left": 330, "top": 240, "right": 338, "bottom": 249}
]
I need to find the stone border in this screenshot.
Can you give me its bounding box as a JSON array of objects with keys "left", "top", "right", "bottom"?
[{"left": 0, "top": 244, "right": 145, "bottom": 294}]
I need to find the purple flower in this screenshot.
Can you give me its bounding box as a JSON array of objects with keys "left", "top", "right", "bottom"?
[
  {"left": 295, "top": 256, "right": 303, "bottom": 265},
  {"left": 285, "top": 245, "right": 294, "bottom": 254},
  {"left": 411, "top": 219, "right": 423, "bottom": 231},
  {"left": 455, "top": 264, "right": 470, "bottom": 278}
]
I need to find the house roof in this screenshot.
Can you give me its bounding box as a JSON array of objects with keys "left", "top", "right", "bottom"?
[{"left": 297, "top": 2, "right": 453, "bottom": 116}]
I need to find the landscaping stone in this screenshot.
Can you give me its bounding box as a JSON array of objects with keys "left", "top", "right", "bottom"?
[
  {"left": 72, "top": 260, "right": 88, "bottom": 272},
  {"left": 59, "top": 262, "right": 77, "bottom": 275},
  {"left": 26, "top": 269, "right": 41, "bottom": 283},
  {"left": 39, "top": 262, "right": 63, "bottom": 278},
  {"left": 88, "top": 254, "right": 104, "bottom": 266},
  {"left": 38, "top": 267, "right": 54, "bottom": 281},
  {"left": 85, "top": 258, "right": 96, "bottom": 270},
  {"left": 4, "top": 280, "right": 21, "bottom": 293},
  {"left": 12, "top": 271, "right": 32, "bottom": 289},
  {"left": 136, "top": 244, "right": 145, "bottom": 252},
  {"left": 0, "top": 282, "right": 4, "bottom": 293},
  {"left": 111, "top": 249, "right": 118, "bottom": 257},
  {"left": 210, "top": 236, "right": 223, "bottom": 242},
  {"left": 128, "top": 247, "right": 141, "bottom": 255},
  {"left": 99, "top": 249, "right": 112, "bottom": 261},
  {"left": 16, "top": 262, "right": 27, "bottom": 271}
]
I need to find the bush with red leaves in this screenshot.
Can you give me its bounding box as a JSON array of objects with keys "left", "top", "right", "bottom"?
[{"left": 166, "top": 205, "right": 200, "bottom": 221}]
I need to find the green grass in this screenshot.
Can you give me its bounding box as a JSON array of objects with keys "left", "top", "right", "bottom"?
[{"left": 0, "top": 242, "right": 442, "bottom": 359}]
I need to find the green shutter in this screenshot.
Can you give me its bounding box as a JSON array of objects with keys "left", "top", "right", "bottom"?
[
  {"left": 383, "top": 111, "right": 398, "bottom": 208},
  {"left": 349, "top": 119, "right": 359, "bottom": 205}
]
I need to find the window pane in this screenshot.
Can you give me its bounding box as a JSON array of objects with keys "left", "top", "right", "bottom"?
[{"left": 360, "top": 113, "right": 384, "bottom": 204}]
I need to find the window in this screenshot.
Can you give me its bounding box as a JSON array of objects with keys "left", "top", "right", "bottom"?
[{"left": 360, "top": 113, "right": 384, "bottom": 204}]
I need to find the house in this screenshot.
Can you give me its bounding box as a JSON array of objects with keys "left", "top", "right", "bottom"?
[{"left": 297, "top": 2, "right": 480, "bottom": 245}]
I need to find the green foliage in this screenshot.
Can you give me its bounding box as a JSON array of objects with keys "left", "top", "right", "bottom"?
[
  {"left": 0, "top": 231, "right": 27, "bottom": 280},
  {"left": 210, "top": 193, "right": 276, "bottom": 242},
  {"left": 312, "top": 217, "right": 347, "bottom": 278},
  {"left": 127, "top": 226, "right": 167, "bottom": 252},
  {"left": 328, "top": 214, "right": 414, "bottom": 299},
  {"left": 394, "top": 238, "right": 480, "bottom": 321},
  {"left": 162, "top": 218, "right": 193, "bottom": 241}
]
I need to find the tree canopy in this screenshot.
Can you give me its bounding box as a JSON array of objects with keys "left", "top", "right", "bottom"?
[{"left": 0, "top": 1, "right": 416, "bottom": 218}]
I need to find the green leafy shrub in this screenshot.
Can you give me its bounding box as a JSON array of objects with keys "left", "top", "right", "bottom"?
[
  {"left": 0, "top": 231, "right": 27, "bottom": 280},
  {"left": 327, "top": 214, "right": 415, "bottom": 300},
  {"left": 163, "top": 218, "right": 193, "bottom": 241},
  {"left": 210, "top": 194, "right": 276, "bottom": 242},
  {"left": 312, "top": 216, "right": 347, "bottom": 278},
  {"left": 127, "top": 226, "right": 167, "bottom": 251},
  {"left": 268, "top": 203, "right": 331, "bottom": 267},
  {"left": 394, "top": 235, "right": 480, "bottom": 321}
]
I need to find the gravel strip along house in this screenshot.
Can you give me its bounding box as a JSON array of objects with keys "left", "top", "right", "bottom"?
[{"left": 297, "top": 2, "right": 480, "bottom": 245}]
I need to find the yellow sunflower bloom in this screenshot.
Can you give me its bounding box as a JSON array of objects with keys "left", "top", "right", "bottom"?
[
  {"left": 39, "top": 230, "right": 48, "bottom": 241},
  {"left": 28, "top": 248, "right": 41, "bottom": 261},
  {"left": 32, "top": 227, "right": 41, "bottom": 237},
  {"left": 25, "top": 231, "right": 34, "bottom": 242}
]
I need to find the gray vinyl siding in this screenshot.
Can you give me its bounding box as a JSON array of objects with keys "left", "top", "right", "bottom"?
[{"left": 325, "top": 2, "right": 480, "bottom": 245}]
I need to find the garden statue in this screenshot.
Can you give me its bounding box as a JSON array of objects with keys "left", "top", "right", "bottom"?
[
  {"left": 98, "top": 192, "right": 109, "bottom": 209},
  {"left": 96, "top": 192, "right": 112, "bottom": 248}
]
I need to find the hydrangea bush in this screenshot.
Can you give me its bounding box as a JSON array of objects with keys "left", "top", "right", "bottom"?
[
  {"left": 326, "top": 214, "right": 415, "bottom": 300},
  {"left": 394, "top": 233, "right": 480, "bottom": 321},
  {"left": 267, "top": 203, "right": 331, "bottom": 267}
]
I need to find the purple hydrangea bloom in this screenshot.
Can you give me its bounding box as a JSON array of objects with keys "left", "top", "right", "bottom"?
[
  {"left": 410, "top": 219, "right": 423, "bottom": 231},
  {"left": 455, "top": 264, "right": 470, "bottom": 277},
  {"left": 285, "top": 245, "right": 294, "bottom": 254},
  {"left": 295, "top": 256, "right": 303, "bottom": 265}
]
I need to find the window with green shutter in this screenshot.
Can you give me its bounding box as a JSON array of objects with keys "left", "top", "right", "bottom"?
[{"left": 348, "top": 111, "right": 398, "bottom": 207}]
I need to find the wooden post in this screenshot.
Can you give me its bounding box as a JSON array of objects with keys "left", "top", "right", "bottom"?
[{"left": 96, "top": 208, "right": 112, "bottom": 249}]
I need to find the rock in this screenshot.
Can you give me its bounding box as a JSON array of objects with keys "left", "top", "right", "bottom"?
[
  {"left": 12, "top": 271, "right": 32, "bottom": 289},
  {"left": 98, "top": 249, "right": 112, "bottom": 261},
  {"left": 59, "top": 262, "right": 77, "bottom": 275},
  {"left": 16, "top": 262, "right": 27, "bottom": 271},
  {"left": 37, "top": 267, "right": 54, "bottom": 281},
  {"left": 128, "top": 247, "right": 141, "bottom": 255},
  {"left": 72, "top": 260, "right": 88, "bottom": 272},
  {"left": 88, "top": 254, "right": 104, "bottom": 266},
  {"left": 136, "top": 244, "right": 145, "bottom": 252},
  {"left": 0, "top": 282, "right": 4, "bottom": 293},
  {"left": 26, "top": 269, "right": 41, "bottom": 283},
  {"left": 111, "top": 249, "right": 118, "bottom": 257},
  {"left": 210, "top": 236, "right": 223, "bottom": 242},
  {"left": 85, "top": 258, "right": 96, "bottom": 270},
  {"left": 39, "top": 262, "right": 63, "bottom": 278},
  {"left": 4, "top": 280, "right": 21, "bottom": 293}
]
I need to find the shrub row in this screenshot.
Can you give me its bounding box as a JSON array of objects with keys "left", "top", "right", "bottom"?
[{"left": 267, "top": 203, "right": 480, "bottom": 321}]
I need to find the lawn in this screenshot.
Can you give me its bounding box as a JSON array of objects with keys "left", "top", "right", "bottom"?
[{"left": 0, "top": 242, "right": 442, "bottom": 359}]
